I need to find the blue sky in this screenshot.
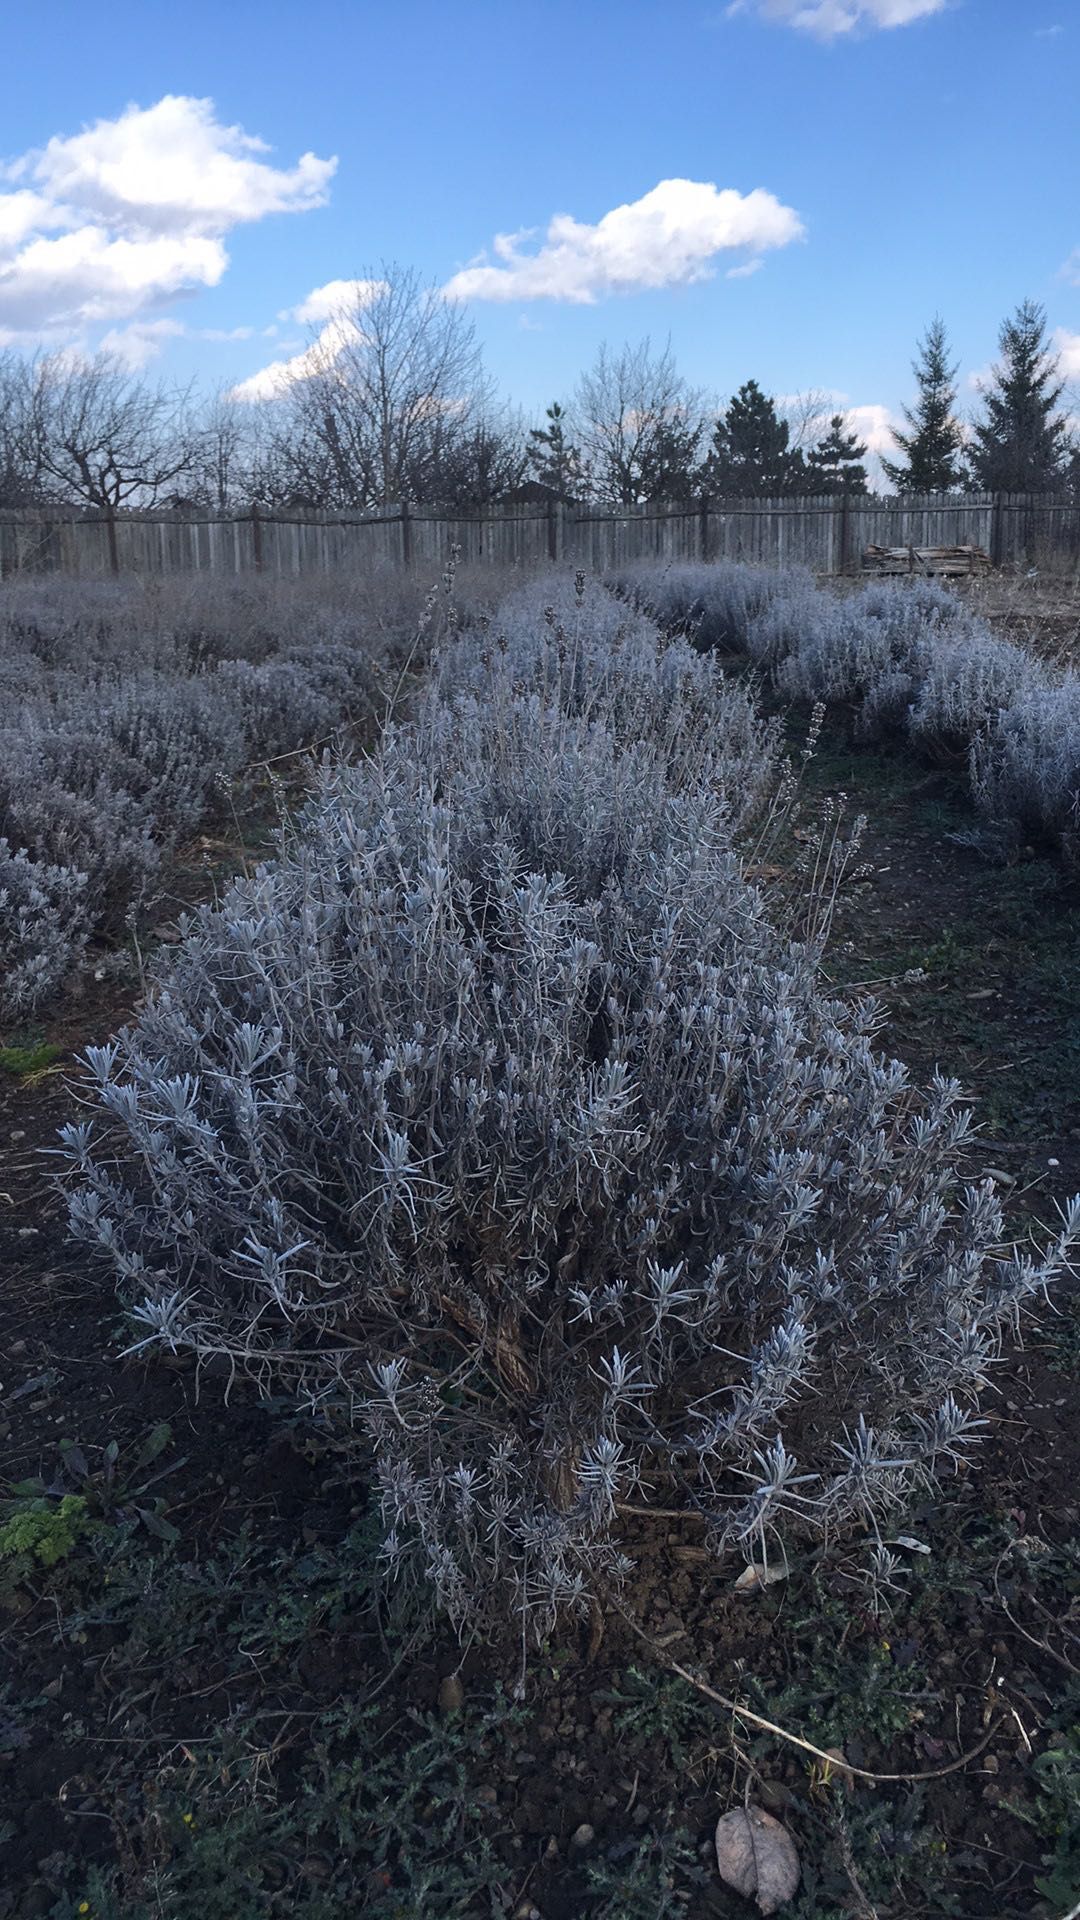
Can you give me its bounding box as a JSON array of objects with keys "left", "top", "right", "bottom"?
[{"left": 1, "top": 0, "right": 1077, "bottom": 465}]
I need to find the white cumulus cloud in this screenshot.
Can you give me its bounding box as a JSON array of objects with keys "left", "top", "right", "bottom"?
[
  {"left": 232, "top": 279, "right": 387, "bottom": 402},
  {"left": 843, "top": 401, "right": 897, "bottom": 453},
  {"left": 0, "top": 226, "right": 227, "bottom": 333},
  {"left": 0, "top": 96, "right": 336, "bottom": 341},
  {"left": 197, "top": 324, "right": 256, "bottom": 343},
  {"left": 1054, "top": 327, "right": 1080, "bottom": 381},
  {"left": 442, "top": 178, "right": 803, "bottom": 305},
  {"left": 286, "top": 276, "right": 385, "bottom": 325},
  {"left": 732, "top": 0, "right": 946, "bottom": 36}
]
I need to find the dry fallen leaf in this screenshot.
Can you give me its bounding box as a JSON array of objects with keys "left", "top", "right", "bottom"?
[
  {"left": 734, "top": 1562, "right": 789, "bottom": 1593},
  {"left": 715, "top": 1805, "right": 800, "bottom": 1915}
]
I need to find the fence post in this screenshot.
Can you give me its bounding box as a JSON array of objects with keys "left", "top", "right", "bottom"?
[
  {"left": 547, "top": 498, "right": 558, "bottom": 563},
  {"left": 990, "top": 492, "right": 1010, "bottom": 570},
  {"left": 400, "top": 500, "right": 411, "bottom": 566},
  {"left": 251, "top": 501, "right": 263, "bottom": 572},
  {"left": 699, "top": 495, "right": 711, "bottom": 563},
  {"left": 105, "top": 508, "right": 120, "bottom": 576},
  {"left": 838, "top": 489, "right": 852, "bottom": 576}
]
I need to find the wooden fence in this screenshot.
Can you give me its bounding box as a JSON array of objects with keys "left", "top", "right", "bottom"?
[{"left": 1, "top": 492, "right": 1078, "bottom": 580}]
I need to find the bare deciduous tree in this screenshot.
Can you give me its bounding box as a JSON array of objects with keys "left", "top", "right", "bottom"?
[
  {"left": 573, "top": 338, "right": 704, "bottom": 505},
  {"left": 32, "top": 353, "right": 196, "bottom": 570},
  {"left": 419, "top": 408, "right": 528, "bottom": 507},
  {"left": 277, "top": 264, "right": 491, "bottom": 508},
  {"left": 0, "top": 351, "right": 45, "bottom": 508},
  {"left": 779, "top": 388, "right": 835, "bottom": 456},
  {"left": 188, "top": 386, "right": 260, "bottom": 512}
]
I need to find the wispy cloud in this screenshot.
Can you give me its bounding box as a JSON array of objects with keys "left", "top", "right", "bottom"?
[
  {"left": 442, "top": 178, "right": 803, "bottom": 305},
  {"left": 0, "top": 95, "right": 336, "bottom": 340},
  {"left": 197, "top": 324, "right": 256, "bottom": 343},
  {"left": 729, "top": 0, "right": 947, "bottom": 38},
  {"left": 98, "top": 316, "right": 186, "bottom": 367}
]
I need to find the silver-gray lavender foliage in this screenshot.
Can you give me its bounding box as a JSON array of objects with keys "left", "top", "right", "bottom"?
[
  {"left": 619, "top": 562, "right": 1080, "bottom": 860},
  {"left": 430, "top": 572, "right": 781, "bottom": 829},
  {"left": 0, "top": 568, "right": 482, "bottom": 1016},
  {"left": 60, "top": 578, "right": 1079, "bottom": 1636},
  {"left": 0, "top": 838, "right": 88, "bottom": 1018}
]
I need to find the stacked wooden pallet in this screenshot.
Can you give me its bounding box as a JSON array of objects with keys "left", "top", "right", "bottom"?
[{"left": 861, "top": 543, "right": 992, "bottom": 577}]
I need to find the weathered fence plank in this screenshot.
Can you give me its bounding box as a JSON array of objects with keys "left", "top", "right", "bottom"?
[{"left": 0, "top": 493, "right": 1076, "bottom": 580}]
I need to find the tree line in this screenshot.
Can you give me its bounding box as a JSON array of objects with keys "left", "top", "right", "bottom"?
[{"left": 0, "top": 265, "right": 1075, "bottom": 526}]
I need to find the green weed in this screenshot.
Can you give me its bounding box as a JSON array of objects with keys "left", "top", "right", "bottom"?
[{"left": 0, "top": 1037, "right": 61, "bottom": 1075}]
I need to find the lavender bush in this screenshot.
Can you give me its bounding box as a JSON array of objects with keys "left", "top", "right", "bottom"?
[
  {"left": 60, "top": 582, "right": 1079, "bottom": 1637},
  {"left": 0, "top": 839, "right": 89, "bottom": 1018},
  {"left": 431, "top": 573, "right": 782, "bottom": 829},
  {"left": 619, "top": 561, "right": 1080, "bottom": 861},
  {"left": 612, "top": 559, "right": 804, "bottom": 656},
  {"left": 0, "top": 563, "right": 510, "bottom": 1017},
  {"left": 970, "top": 677, "right": 1080, "bottom": 860}
]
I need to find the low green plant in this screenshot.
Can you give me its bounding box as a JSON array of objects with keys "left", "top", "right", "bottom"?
[
  {"left": 15, "top": 1423, "right": 181, "bottom": 1544},
  {"left": 605, "top": 1665, "right": 715, "bottom": 1770},
  {"left": 1000, "top": 1547, "right": 1080, "bottom": 1911},
  {"left": 746, "top": 1577, "right": 937, "bottom": 1748},
  {"left": 0, "top": 1037, "right": 62, "bottom": 1076},
  {"left": 786, "top": 1787, "right": 956, "bottom": 1920},
  {"left": 0, "top": 1493, "right": 94, "bottom": 1593},
  {"left": 583, "top": 1827, "right": 706, "bottom": 1917},
  {"left": 51, "top": 1690, "right": 528, "bottom": 1919},
  {"left": 1021, "top": 1723, "right": 1080, "bottom": 1908}
]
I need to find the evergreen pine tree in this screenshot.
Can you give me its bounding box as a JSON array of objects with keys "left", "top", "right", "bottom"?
[
  {"left": 970, "top": 300, "right": 1067, "bottom": 493},
  {"left": 640, "top": 415, "right": 704, "bottom": 501},
  {"left": 525, "top": 401, "right": 583, "bottom": 498},
  {"left": 701, "top": 379, "right": 801, "bottom": 495},
  {"left": 881, "top": 317, "right": 966, "bottom": 492},
  {"left": 805, "top": 414, "right": 869, "bottom": 494}
]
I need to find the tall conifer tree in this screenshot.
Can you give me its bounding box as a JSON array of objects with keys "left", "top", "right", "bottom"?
[
  {"left": 805, "top": 414, "right": 869, "bottom": 494},
  {"left": 970, "top": 301, "right": 1066, "bottom": 492},
  {"left": 702, "top": 380, "right": 802, "bottom": 495},
  {"left": 882, "top": 317, "right": 966, "bottom": 492},
  {"left": 525, "top": 401, "right": 583, "bottom": 498}
]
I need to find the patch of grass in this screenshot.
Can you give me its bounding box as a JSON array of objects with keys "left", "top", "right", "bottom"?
[
  {"left": 13, "top": 1489, "right": 530, "bottom": 1916},
  {"left": 0, "top": 1036, "right": 62, "bottom": 1076}
]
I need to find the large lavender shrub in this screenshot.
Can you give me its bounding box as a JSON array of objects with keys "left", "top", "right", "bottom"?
[
  {"left": 0, "top": 839, "right": 89, "bottom": 1018},
  {"left": 622, "top": 562, "right": 1080, "bottom": 859},
  {"left": 60, "top": 630, "right": 1078, "bottom": 1635},
  {"left": 0, "top": 562, "right": 507, "bottom": 1016},
  {"left": 433, "top": 574, "right": 782, "bottom": 830},
  {"left": 970, "top": 676, "right": 1080, "bottom": 859},
  {"left": 614, "top": 559, "right": 804, "bottom": 655}
]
